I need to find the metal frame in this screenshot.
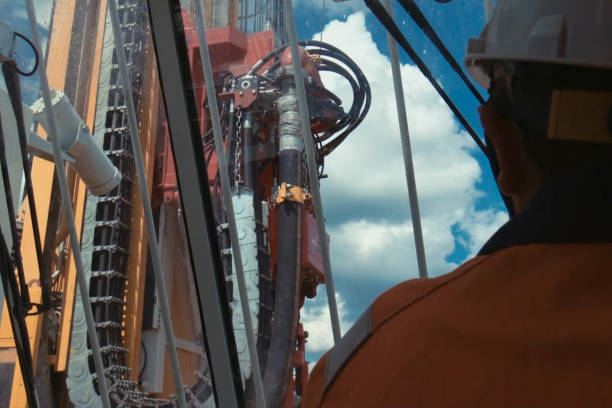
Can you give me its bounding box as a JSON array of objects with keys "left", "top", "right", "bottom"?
[
  {"left": 283, "top": 0, "right": 342, "bottom": 343},
  {"left": 107, "top": 1, "right": 188, "bottom": 405},
  {"left": 383, "top": 0, "right": 428, "bottom": 278},
  {"left": 147, "top": 1, "right": 245, "bottom": 406},
  {"left": 192, "top": 1, "right": 267, "bottom": 406},
  {"left": 24, "top": 1, "right": 112, "bottom": 407}
]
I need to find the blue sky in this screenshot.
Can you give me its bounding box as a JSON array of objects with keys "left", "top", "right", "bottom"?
[
  {"left": 0, "top": 1, "right": 53, "bottom": 105},
  {"left": 293, "top": 0, "right": 508, "bottom": 364}
]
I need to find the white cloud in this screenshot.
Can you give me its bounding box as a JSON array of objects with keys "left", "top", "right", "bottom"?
[
  {"left": 312, "top": 12, "right": 506, "bottom": 281},
  {"left": 295, "top": 0, "right": 367, "bottom": 19},
  {"left": 301, "top": 292, "right": 352, "bottom": 353},
  {"left": 302, "top": 12, "right": 508, "bottom": 360},
  {"left": 6, "top": 1, "right": 54, "bottom": 29},
  {"left": 459, "top": 208, "right": 508, "bottom": 257}
]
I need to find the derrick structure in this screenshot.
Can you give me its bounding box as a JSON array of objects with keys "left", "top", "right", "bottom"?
[{"left": 0, "top": 0, "right": 370, "bottom": 407}]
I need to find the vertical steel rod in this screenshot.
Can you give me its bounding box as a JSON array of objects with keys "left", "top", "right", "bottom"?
[
  {"left": 24, "top": 2, "right": 112, "bottom": 407},
  {"left": 384, "top": 0, "right": 428, "bottom": 278},
  {"left": 147, "top": 1, "right": 244, "bottom": 405},
  {"left": 283, "top": 0, "right": 342, "bottom": 343},
  {"left": 193, "top": 2, "right": 267, "bottom": 407},
  {"left": 483, "top": 0, "right": 494, "bottom": 21},
  {"left": 106, "top": 1, "right": 188, "bottom": 406}
]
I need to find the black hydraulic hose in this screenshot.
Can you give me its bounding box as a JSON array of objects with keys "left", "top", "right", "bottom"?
[
  {"left": 316, "top": 62, "right": 360, "bottom": 132},
  {"left": 309, "top": 59, "right": 369, "bottom": 152},
  {"left": 264, "top": 79, "right": 303, "bottom": 408},
  {"left": 364, "top": 0, "right": 490, "bottom": 157},
  {"left": 320, "top": 74, "right": 371, "bottom": 154},
  {"left": 249, "top": 40, "right": 371, "bottom": 155},
  {"left": 0, "top": 97, "right": 31, "bottom": 310},
  {"left": 2, "top": 63, "right": 49, "bottom": 311},
  {"left": 397, "top": 0, "right": 486, "bottom": 104},
  {"left": 12, "top": 32, "right": 39, "bottom": 77},
  {"left": 250, "top": 40, "right": 358, "bottom": 77}
]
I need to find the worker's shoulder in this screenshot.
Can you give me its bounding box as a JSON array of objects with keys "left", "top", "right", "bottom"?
[
  {"left": 318, "top": 255, "right": 490, "bottom": 395},
  {"left": 370, "top": 254, "right": 488, "bottom": 327}
]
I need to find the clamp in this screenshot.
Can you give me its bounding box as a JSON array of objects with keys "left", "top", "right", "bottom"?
[{"left": 274, "top": 182, "right": 311, "bottom": 205}]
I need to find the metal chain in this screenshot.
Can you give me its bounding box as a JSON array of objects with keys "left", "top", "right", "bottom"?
[{"left": 234, "top": 108, "right": 243, "bottom": 186}]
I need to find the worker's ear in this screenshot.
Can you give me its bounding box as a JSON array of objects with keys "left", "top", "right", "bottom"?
[{"left": 478, "top": 105, "right": 539, "bottom": 207}]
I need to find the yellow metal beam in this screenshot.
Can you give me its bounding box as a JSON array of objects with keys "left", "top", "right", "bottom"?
[
  {"left": 54, "top": 0, "right": 108, "bottom": 373},
  {"left": 4, "top": 0, "right": 78, "bottom": 403},
  {"left": 0, "top": 0, "right": 108, "bottom": 405},
  {"left": 123, "top": 39, "right": 161, "bottom": 381}
]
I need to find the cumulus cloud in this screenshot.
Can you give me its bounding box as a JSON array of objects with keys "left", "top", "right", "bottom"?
[
  {"left": 315, "top": 12, "right": 505, "bottom": 277},
  {"left": 459, "top": 208, "right": 508, "bottom": 257},
  {"left": 5, "top": 1, "right": 54, "bottom": 29},
  {"left": 301, "top": 292, "right": 351, "bottom": 353},
  {"left": 303, "top": 12, "right": 507, "bottom": 357},
  {"left": 295, "top": 0, "right": 367, "bottom": 18}
]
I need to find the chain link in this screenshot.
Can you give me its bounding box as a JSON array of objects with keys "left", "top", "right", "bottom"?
[{"left": 234, "top": 108, "right": 243, "bottom": 186}]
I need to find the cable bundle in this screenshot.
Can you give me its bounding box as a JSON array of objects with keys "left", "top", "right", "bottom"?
[{"left": 248, "top": 40, "right": 371, "bottom": 164}]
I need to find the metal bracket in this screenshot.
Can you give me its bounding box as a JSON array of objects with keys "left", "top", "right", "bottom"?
[
  {"left": 275, "top": 182, "right": 311, "bottom": 205},
  {"left": 27, "top": 131, "right": 75, "bottom": 163}
]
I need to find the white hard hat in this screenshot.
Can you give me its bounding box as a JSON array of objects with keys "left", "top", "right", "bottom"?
[{"left": 465, "top": 0, "right": 612, "bottom": 89}]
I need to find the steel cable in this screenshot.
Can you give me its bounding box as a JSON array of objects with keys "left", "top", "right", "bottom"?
[
  {"left": 397, "top": 0, "right": 486, "bottom": 104},
  {"left": 364, "top": 0, "right": 489, "bottom": 157}
]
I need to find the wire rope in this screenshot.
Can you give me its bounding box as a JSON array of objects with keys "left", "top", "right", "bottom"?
[
  {"left": 364, "top": 0, "right": 489, "bottom": 157},
  {"left": 12, "top": 32, "right": 39, "bottom": 77},
  {"left": 397, "top": 0, "right": 486, "bottom": 104}
]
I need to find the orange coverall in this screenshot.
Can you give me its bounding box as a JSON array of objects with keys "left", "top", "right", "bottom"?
[{"left": 302, "top": 166, "right": 612, "bottom": 407}]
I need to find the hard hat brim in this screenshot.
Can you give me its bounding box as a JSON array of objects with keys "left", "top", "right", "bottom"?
[{"left": 465, "top": 53, "right": 612, "bottom": 90}]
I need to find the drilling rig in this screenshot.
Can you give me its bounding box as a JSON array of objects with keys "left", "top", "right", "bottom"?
[{"left": 0, "top": 1, "right": 369, "bottom": 407}]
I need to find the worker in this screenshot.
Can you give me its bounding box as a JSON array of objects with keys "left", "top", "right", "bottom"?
[{"left": 301, "top": 0, "right": 612, "bottom": 406}]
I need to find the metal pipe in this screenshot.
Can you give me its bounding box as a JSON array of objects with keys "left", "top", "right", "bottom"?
[
  {"left": 147, "top": 1, "right": 244, "bottom": 405},
  {"left": 2, "top": 65, "right": 47, "bottom": 309},
  {"left": 23, "top": 2, "right": 111, "bottom": 407},
  {"left": 242, "top": 111, "right": 255, "bottom": 190},
  {"left": 106, "top": 1, "right": 188, "bottom": 406},
  {"left": 193, "top": 1, "right": 267, "bottom": 407},
  {"left": 0, "top": 109, "right": 40, "bottom": 408},
  {"left": 383, "top": 0, "right": 428, "bottom": 279},
  {"left": 483, "top": 0, "right": 494, "bottom": 21},
  {"left": 264, "top": 80, "right": 303, "bottom": 407},
  {"left": 283, "top": 0, "right": 342, "bottom": 343},
  {"left": 0, "top": 76, "right": 30, "bottom": 310}
]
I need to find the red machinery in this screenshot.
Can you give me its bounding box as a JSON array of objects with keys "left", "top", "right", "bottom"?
[{"left": 153, "top": 14, "right": 369, "bottom": 406}]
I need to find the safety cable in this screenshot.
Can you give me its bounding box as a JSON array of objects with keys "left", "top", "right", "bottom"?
[
  {"left": 0, "top": 99, "right": 31, "bottom": 311},
  {"left": 397, "top": 0, "right": 486, "bottom": 104},
  {"left": 24, "top": 1, "right": 112, "bottom": 406},
  {"left": 383, "top": 0, "right": 428, "bottom": 278},
  {"left": 12, "top": 32, "right": 39, "bottom": 77},
  {"left": 193, "top": 1, "right": 266, "bottom": 405},
  {"left": 2, "top": 62, "right": 49, "bottom": 313},
  {"left": 0, "top": 123, "right": 40, "bottom": 408},
  {"left": 364, "top": 0, "right": 489, "bottom": 157}
]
